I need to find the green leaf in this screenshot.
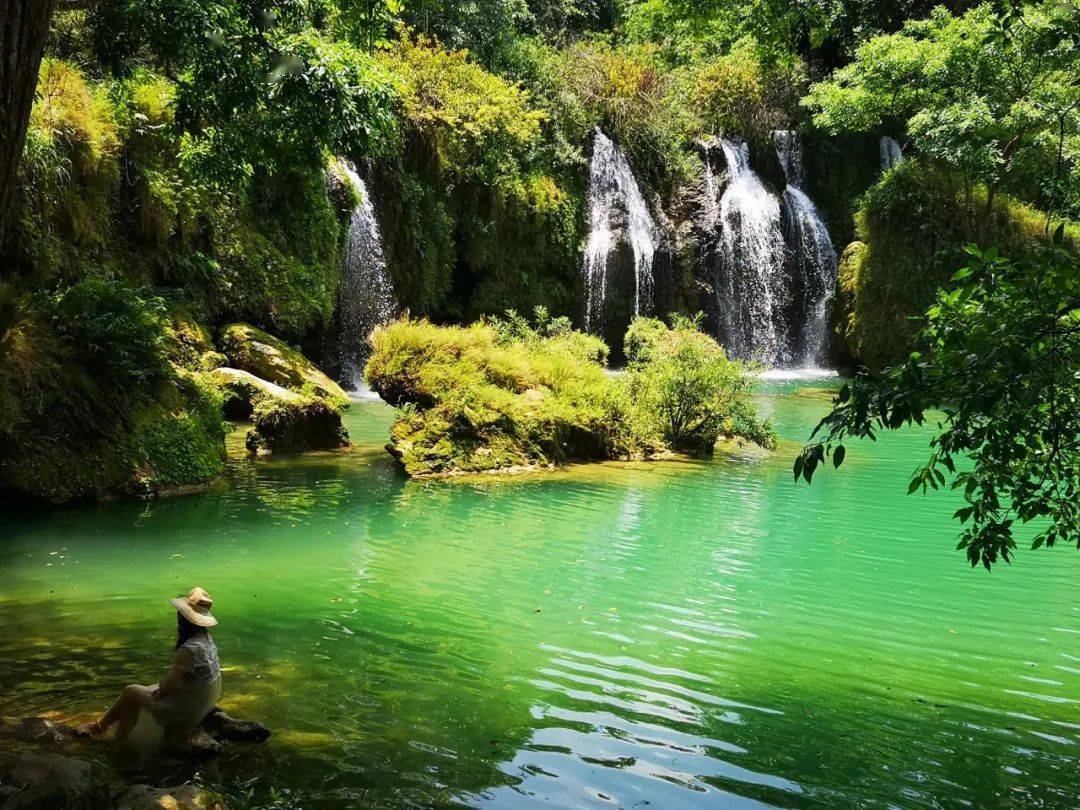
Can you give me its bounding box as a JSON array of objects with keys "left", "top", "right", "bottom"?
[{"left": 833, "top": 445, "right": 846, "bottom": 468}]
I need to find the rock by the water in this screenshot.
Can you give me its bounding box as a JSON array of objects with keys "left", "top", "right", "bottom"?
[
  {"left": 0, "top": 712, "right": 268, "bottom": 808},
  {"left": 218, "top": 324, "right": 347, "bottom": 403},
  {"left": 115, "top": 784, "right": 224, "bottom": 810},
  {"left": 200, "top": 709, "right": 271, "bottom": 744},
  {"left": 0, "top": 752, "right": 109, "bottom": 809},
  {"left": 245, "top": 394, "right": 349, "bottom": 455},
  {"left": 165, "top": 317, "right": 227, "bottom": 373},
  {"left": 208, "top": 367, "right": 300, "bottom": 420}
]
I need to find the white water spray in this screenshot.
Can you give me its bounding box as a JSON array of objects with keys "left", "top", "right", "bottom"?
[
  {"left": 773, "top": 130, "right": 838, "bottom": 365},
  {"left": 880, "top": 136, "right": 903, "bottom": 171},
  {"left": 713, "top": 137, "right": 786, "bottom": 362},
  {"left": 582, "top": 129, "right": 658, "bottom": 331},
  {"left": 336, "top": 160, "right": 396, "bottom": 388}
]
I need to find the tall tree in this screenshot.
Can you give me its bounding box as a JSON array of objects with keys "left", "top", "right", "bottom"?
[{"left": 0, "top": 0, "right": 57, "bottom": 248}]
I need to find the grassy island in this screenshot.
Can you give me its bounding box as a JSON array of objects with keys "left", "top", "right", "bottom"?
[{"left": 366, "top": 311, "right": 775, "bottom": 477}]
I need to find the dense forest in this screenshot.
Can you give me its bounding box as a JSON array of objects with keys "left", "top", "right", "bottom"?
[{"left": 0, "top": 0, "right": 1077, "bottom": 507}]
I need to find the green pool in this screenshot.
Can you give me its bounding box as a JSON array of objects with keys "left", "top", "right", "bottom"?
[{"left": 1, "top": 381, "right": 1076, "bottom": 808}]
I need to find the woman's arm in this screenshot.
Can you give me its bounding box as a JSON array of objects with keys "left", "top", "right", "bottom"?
[
  {"left": 156, "top": 664, "right": 187, "bottom": 696},
  {"left": 157, "top": 647, "right": 193, "bottom": 695}
]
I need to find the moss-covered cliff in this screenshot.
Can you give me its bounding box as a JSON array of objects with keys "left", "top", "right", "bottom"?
[{"left": 831, "top": 160, "right": 1079, "bottom": 369}]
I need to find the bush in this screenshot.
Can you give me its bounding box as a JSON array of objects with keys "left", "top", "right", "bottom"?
[
  {"left": 551, "top": 39, "right": 693, "bottom": 188},
  {"left": 49, "top": 278, "right": 171, "bottom": 385},
  {"left": 366, "top": 314, "right": 774, "bottom": 476},
  {"left": 684, "top": 39, "right": 805, "bottom": 141},
  {"left": 379, "top": 33, "right": 544, "bottom": 182},
  {"left": 366, "top": 315, "right": 645, "bottom": 475},
  {"left": 625, "top": 315, "right": 775, "bottom": 454}
]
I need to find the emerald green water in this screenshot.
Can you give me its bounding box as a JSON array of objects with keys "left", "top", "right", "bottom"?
[{"left": 1, "top": 381, "right": 1077, "bottom": 807}]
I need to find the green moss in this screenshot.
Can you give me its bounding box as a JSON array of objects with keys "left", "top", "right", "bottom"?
[
  {"left": 15, "top": 60, "right": 122, "bottom": 281},
  {"left": 366, "top": 314, "right": 772, "bottom": 477},
  {"left": 218, "top": 323, "right": 347, "bottom": 404},
  {"left": 0, "top": 282, "right": 227, "bottom": 502},
  {"left": 246, "top": 393, "right": 349, "bottom": 455},
  {"left": 200, "top": 168, "right": 343, "bottom": 341},
  {"left": 129, "top": 373, "right": 227, "bottom": 494},
  {"left": 835, "top": 160, "right": 1080, "bottom": 369},
  {"left": 164, "top": 311, "right": 221, "bottom": 371}
]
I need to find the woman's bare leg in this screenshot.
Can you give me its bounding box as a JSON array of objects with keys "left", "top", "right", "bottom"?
[{"left": 90, "top": 684, "right": 156, "bottom": 740}]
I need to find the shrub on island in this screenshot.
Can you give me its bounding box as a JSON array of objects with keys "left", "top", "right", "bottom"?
[
  {"left": 625, "top": 316, "right": 776, "bottom": 454},
  {"left": 366, "top": 311, "right": 775, "bottom": 477}
]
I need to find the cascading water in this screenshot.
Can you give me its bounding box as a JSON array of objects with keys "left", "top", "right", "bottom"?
[
  {"left": 880, "top": 136, "right": 903, "bottom": 171},
  {"left": 773, "top": 130, "right": 838, "bottom": 365},
  {"left": 336, "top": 161, "right": 396, "bottom": 389},
  {"left": 582, "top": 128, "right": 658, "bottom": 332},
  {"left": 712, "top": 137, "right": 787, "bottom": 362}
]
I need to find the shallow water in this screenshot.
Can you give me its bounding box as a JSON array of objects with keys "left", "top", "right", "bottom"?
[{"left": 1, "top": 382, "right": 1077, "bottom": 808}]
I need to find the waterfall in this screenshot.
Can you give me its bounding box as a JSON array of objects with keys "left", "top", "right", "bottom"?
[
  {"left": 713, "top": 137, "right": 787, "bottom": 362},
  {"left": 880, "top": 136, "right": 903, "bottom": 171},
  {"left": 773, "top": 130, "right": 838, "bottom": 365},
  {"left": 582, "top": 129, "right": 657, "bottom": 332},
  {"left": 336, "top": 161, "right": 396, "bottom": 388}
]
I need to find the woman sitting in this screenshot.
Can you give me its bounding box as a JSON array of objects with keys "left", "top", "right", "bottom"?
[{"left": 78, "top": 587, "right": 222, "bottom": 747}]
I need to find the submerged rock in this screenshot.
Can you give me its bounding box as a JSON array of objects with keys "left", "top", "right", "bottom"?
[
  {"left": 115, "top": 785, "right": 224, "bottom": 810},
  {"left": 218, "top": 324, "right": 347, "bottom": 403},
  {"left": 200, "top": 709, "right": 271, "bottom": 744},
  {"left": 0, "top": 717, "right": 73, "bottom": 746}
]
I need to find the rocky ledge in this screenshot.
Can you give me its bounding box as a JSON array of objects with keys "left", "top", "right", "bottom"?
[{"left": 0, "top": 710, "right": 270, "bottom": 809}]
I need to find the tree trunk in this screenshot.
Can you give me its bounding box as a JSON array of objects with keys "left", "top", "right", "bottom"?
[{"left": 0, "top": 0, "right": 57, "bottom": 252}]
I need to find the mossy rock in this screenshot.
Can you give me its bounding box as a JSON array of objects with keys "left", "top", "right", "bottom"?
[
  {"left": 208, "top": 367, "right": 300, "bottom": 420},
  {"left": 126, "top": 373, "right": 228, "bottom": 497},
  {"left": 831, "top": 160, "right": 1079, "bottom": 370},
  {"left": 165, "top": 314, "right": 226, "bottom": 372},
  {"left": 219, "top": 323, "right": 347, "bottom": 403},
  {"left": 245, "top": 394, "right": 349, "bottom": 455},
  {"left": 830, "top": 240, "right": 867, "bottom": 363}
]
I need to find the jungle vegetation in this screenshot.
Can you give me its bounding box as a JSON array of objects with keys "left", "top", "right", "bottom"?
[{"left": 0, "top": 0, "right": 1076, "bottom": 563}]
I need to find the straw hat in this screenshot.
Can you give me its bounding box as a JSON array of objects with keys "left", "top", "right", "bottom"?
[{"left": 170, "top": 587, "right": 218, "bottom": 628}]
